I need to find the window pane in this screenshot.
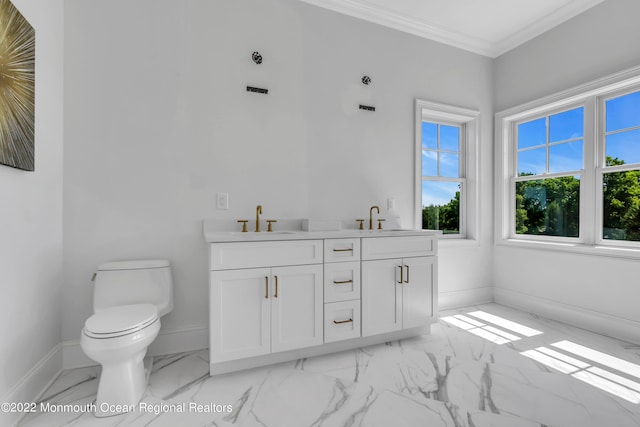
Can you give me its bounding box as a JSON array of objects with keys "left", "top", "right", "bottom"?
[
  {"left": 605, "top": 129, "right": 640, "bottom": 165},
  {"left": 550, "top": 107, "right": 584, "bottom": 142},
  {"left": 606, "top": 91, "right": 640, "bottom": 132},
  {"left": 422, "top": 122, "right": 437, "bottom": 149},
  {"left": 602, "top": 169, "right": 640, "bottom": 241},
  {"left": 422, "top": 180, "right": 460, "bottom": 234},
  {"left": 518, "top": 118, "right": 546, "bottom": 149},
  {"left": 440, "top": 125, "right": 459, "bottom": 152},
  {"left": 515, "top": 176, "right": 580, "bottom": 237},
  {"left": 440, "top": 152, "right": 459, "bottom": 178},
  {"left": 518, "top": 147, "right": 546, "bottom": 176},
  {"left": 549, "top": 140, "right": 583, "bottom": 173},
  {"left": 422, "top": 150, "right": 437, "bottom": 176}
]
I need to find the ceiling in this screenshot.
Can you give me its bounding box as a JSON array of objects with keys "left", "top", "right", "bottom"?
[{"left": 299, "top": 0, "right": 606, "bottom": 58}]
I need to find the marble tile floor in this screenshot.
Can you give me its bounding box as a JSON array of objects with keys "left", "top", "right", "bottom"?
[{"left": 17, "top": 303, "right": 640, "bottom": 427}]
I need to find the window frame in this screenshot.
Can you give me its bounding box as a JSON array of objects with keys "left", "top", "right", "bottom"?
[
  {"left": 415, "top": 99, "right": 479, "bottom": 241},
  {"left": 495, "top": 65, "right": 640, "bottom": 258},
  {"left": 511, "top": 102, "right": 588, "bottom": 243},
  {"left": 595, "top": 86, "right": 640, "bottom": 248}
]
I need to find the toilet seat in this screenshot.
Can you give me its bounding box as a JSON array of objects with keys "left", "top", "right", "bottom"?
[{"left": 84, "top": 304, "right": 158, "bottom": 339}]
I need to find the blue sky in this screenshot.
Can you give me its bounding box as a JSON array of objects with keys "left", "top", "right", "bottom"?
[
  {"left": 422, "top": 122, "right": 460, "bottom": 178},
  {"left": 516, "top": 93, "right": 640, "bottom": 176},
  {"left": 421, "top": 91, "right": 640, "bottom": 207},
  {"left": 422, "top": 181, "right": 459, "bottom": 207},
  {"left": 422, "top": 122, "right": 461, "bottom": 206},
  {"left": 517, "top": 107, "right": 584, "bottom": 175},
  {"left": 605, "top": 91, "right": 640, "bottom": 164}
]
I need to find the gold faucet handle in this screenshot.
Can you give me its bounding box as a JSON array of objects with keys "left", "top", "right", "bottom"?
[
  {"left": 266, "top": 220, "right": 277, "bottom": 232},
  {"left": 356, "top": 219, "right": 365, "bottom": 230},
  {"left": 237, "top": 220, "right": 248, "bottom": 232},
  {"left": 377, "top": 219, "right": 386, "bottom": 230}
]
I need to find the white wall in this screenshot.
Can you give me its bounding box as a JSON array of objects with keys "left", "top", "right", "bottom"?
[
  {"left": 0, "top": 0, "right": 64, "bottom": 420},
  {"left": 62, "top": 0, "right": 494, "bottom": 360},
  {"left": 494, "top": 0, "right": 640, "bottom": 112},
  {"left": 493, "top": 0, "right": 640, "bottom": 341}
]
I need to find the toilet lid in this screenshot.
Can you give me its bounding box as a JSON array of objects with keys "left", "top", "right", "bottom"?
[{"left": 85, "top": 304, "right": 158, "bottom": 336}]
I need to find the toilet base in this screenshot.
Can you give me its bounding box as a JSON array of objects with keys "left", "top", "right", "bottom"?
[{"left": 93, "top": 355, "right": 153, "bottom": 417}]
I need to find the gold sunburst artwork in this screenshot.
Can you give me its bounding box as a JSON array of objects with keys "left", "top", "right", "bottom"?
[{"left": 0, "top": 0, "right": 34, "bottom": 171}]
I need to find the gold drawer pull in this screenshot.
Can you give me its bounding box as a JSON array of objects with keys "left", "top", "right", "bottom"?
[
  {"left": 333, "top": 318, "right": 353, "bottom": 324},
  {"left": 333, "top": 279, "right": 353, "bottom": 285},
  {"left": 333, "top": 248, "right": 353, "bottom": 252}
]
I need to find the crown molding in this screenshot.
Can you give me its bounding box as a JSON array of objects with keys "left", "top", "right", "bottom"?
[
  {"left": 299, "top": 0, "right": 605, "bottom": 58},
  {"left": 493, "top": 0, "right": 606, "bottom": 57},
  {"left": 299, "top": 0, "right": 495, "bottom": 56}
]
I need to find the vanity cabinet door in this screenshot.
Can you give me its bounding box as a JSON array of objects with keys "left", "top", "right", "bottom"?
[
  {"left": 270, "top": 264, "right": 323, "bottom": 352},
  {"left": 361, "top": 258, "right": 402, "bottom": 336},
  {"left": 210, "top": 268, "right": 271, "bottom": 363},
  {"left": 402, "top": 257, "right": 436, "bottom": 329},
  {"left": 361, "top": 256, "right": 436, "bottom": 336}
]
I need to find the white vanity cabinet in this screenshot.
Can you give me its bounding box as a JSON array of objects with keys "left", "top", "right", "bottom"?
[
  {"left": 361, "top": 236, "right": 437, "bottom": 337},
  {"left": 205, "top": 226, "right": 437, "bottom": 375},
  {"left": 209, "top": 240, "right": 323, "bottom": 364}
]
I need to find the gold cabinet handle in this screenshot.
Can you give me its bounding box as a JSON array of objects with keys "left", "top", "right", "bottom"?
[
  {"left": 398, "top": 265, "right": 403, "bottom": 284},
  {"left": 274, "top": 275, "right": 279, "bottom": 298},
  {"left": 333, "top": 318, "right": 353, "bottom": 324},
  {"left": 333, "top": 279, "right": 353, "bottom": 285},
  {"left": 265, "top": 276, "right": 269, "bottom": 299},
  {"left": 404, "top": 265, "right": 409, "bottom": 284},
  {"left": 333, "top": 248, "right": 353, "bottom": 252}
]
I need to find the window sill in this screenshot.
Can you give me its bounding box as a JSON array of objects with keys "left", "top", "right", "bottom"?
[{"left": 496, "top": 238, "right": 640, "bottom": 260}]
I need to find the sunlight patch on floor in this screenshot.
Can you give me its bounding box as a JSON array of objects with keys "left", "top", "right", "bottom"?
[
  {"left": 441, "top": 309, "right": 640, "bottom": 404},
  {"left": 466, "top": 311, "right": 543, "bottom": 337},
  {"left": 521, "top": 340, "right": 640, "bottom": 404},
  {"left": 441, "top": 310, "right": 543, "bottom": 345}
]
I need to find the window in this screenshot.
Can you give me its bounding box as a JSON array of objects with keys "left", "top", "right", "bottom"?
[
  {"left": 600, "top": 90, "right": 640, "bottom": 243},
  {"left": 515, "top": 107, "right": 583, "bottom": 238},
  {"left": 415, "top": 100, "right": 478, "bottom": 239},
  {"left": 496, "top": 67, "right": 640, "bottom": 254},
  {"left": 422, "top": 122, "right": 463, "bottom": 234}
]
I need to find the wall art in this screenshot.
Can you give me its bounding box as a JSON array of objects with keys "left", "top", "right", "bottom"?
[{"left": 0, "top": 0, "right": 35, "bottom": 171}]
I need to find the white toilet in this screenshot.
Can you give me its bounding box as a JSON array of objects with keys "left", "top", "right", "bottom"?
[{"left": 80, "top": 259, "right": 173, "bottom": 417}]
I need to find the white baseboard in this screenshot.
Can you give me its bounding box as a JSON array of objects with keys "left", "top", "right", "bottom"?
[
  {"left": 63, "top": 325, "right": 208, "bottom": 369},
  {"left": 494, "top": 287, "right": 640, "bottom": 345},
  {"left": 1, "top": 344, "right": 62, "bottom": 427},
  {"left": 439, "top": 286, "right": 494, "bottom": 310}
]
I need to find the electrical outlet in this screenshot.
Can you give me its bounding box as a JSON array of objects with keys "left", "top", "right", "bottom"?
[{"left": 216, "top": 193, "right": 229, "bottom": 210}]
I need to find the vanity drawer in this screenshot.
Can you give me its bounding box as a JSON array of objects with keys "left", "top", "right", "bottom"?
[
  {"left": 324, "top": 238, "right": 360, "bottom": 262},
  {"left": 361, "top": 235, "right": 436, "bottom": 260},
  {"left": 210, "top": 240, "right": 323, "bottom": 270},
  {"left": 324, "top": 261, "right": 360, "bottom": 303},
  {"left": 324, "top": 300, "right": 361, "bottom": 343}
]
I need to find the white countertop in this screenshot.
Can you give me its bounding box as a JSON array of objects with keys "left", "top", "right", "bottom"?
[{"left": 203, "top": 222, "right": 439, "bottom": 243}]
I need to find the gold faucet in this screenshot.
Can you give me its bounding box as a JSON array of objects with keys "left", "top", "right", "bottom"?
[
  {"left": 369, "top": 205, "right": 380, "bottom": 230},
  {"left": 255, "top": 205, "right": 263, "bottom": 232}
]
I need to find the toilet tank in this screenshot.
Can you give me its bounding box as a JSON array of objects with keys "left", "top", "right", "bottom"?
[{"left": 93, "top": 259, "right": 174, "bottom": 316}]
